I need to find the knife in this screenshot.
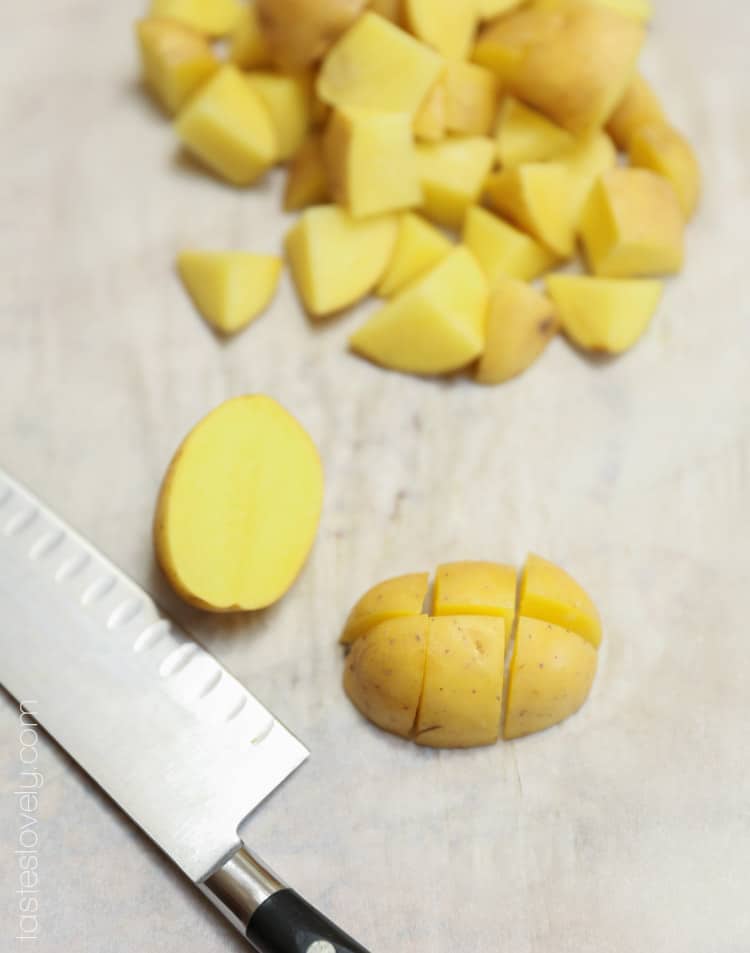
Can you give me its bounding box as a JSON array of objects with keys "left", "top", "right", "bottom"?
[{"left": 0, "top": 467, "right": 371, "bottom": 953}]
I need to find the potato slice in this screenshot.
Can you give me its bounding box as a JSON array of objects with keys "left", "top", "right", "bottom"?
[
  {"left": 136, "top": 18, "right": 219, "bottom": 116},
  {"left": 629, "top": 122, "right": 701, "bottom": 219},
  {"left": 149, "top": 0, "right": 241, "bottom": 37},
  {"left": 415, "top": 616, "right": 505, "bottom": 748},
  {"left": 344, "top": 615, "right": 429, "bottom": 738},
  {"left": 606, "top": 73, "right": 664, "bottom": 149},
  {"left": 494, "top": 96, "right": 575, "bottom": 167},
  {"left": 462, "top": 206, "right": 558, "bottom": 286},
  {"left": 416, "top": 137, "right": 496, "bottom": 228},
  {"left": 175, "top": 66, "right": 277, "bottom": 185},
  {"left": 503, "top": 617, "right": 597, "bottom": 740},
  {"left": 244, "top": 72, "right": 311, "bottom": 161},
  {"left": 476, "top": 0, "right": 525, "bottom": 19},
  {"left": 256, "top": 0, "right": 368, "bottom": 70},
  {"left": 485, "top": 163, "right": 574, "bottom": 257},
  {"left": 340, "top": 572, "right": 430, "bottom": 644},
  {"left": 519, "top": 553, "right": 602, "bottom": 648},
  {"left": 286, "top": 205, "right": 398, "bottom": 317},
  {"left": 349, "top": 247, "right": 488, "bottom": 375},
  {"left": 229, "top": 4, "right": 272, "bottom": 69},
  {"left": 404, "top": 0, "right": 478, "bottom": 61},
  {"left": 443, "top": 61, "right": 498, "bottom": 137},
  {"left": 324, "top": 108, "right": 421, "bottom": 218},
  {"left": 581, "top": 167, "right": 684, "bottom": 277},
  {"left": 433, "top": 561, "right": 516, "bottom": 647},
  {"left": 177, "top": 251, "right": 282, "bottom": 335},
  {"left": 318, "top": 12, "right": 443, "bottom": 116},
  {"left": 376, "top": 213, "right": 453, "bottom": 298},
  {"left": 547, "top": 274, "right": 662, "bottom": 354},
  {"left": 154, "top": 396, "right": 323, "bottom": 611},
  {"left": 476, "top": 277, "right": 558, "bottom": 385},
  {"left": 283, "top": 134, "right": 330, "bottom": 212}
]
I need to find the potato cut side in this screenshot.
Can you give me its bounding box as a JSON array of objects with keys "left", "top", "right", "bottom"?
[
  {"left": 344, "top": 615, "right": 429, "bottom": 738},
  {"left": 415, "top": 616, "right": 505, "bottom": 748},
  {"left": 369, "top": 0, "right": 403, "bottom": 23},
  {"left": 177, "top": 251, "right": 282, "bottom": 335},
  {"left": 494, "top": 97, "right": 575, "bottom": 167},
  {"left": 462, "top": 205, "right": 558, "bottom": 286},
  {"left": 340, "top": 571, "right": 430, "bottom": 644},
  {"left": 286, "top": 205, "right": 398, "bottom": 317},
  {"left": 519, "top": 553, "right": 602, "bottom": 648},
  {"left": 256, "top": 0, "right": 368, "bottom": 70},
  {"left": 376, "top": 213, "right": 453, "bottom": 298},
  {"left": 175, "top": 65, "right": 277, "bottom": 186},
  {"left": 229, "top": 4, "right": 271, "bottom": 69},
  {"left": 443, "top": 61, "right": 498, "bottom": 137},
  {"left": 405, "top": 0, "right": 478, "bottom": 61},
  {"left": 556, "top": 131, "right": 617, "bottom": 231},
  {"left": 317, "top": 12, "right": 443, "bottom": 116},
  {"left": 547, "top": 274, "right": 661, "bottom": 354},
  {"left": 149, "top": 0, "right": 242, "bottom": 36},
  {"left": 589, "top": 0, "right": 653, "bottom": 23},
  {"left": 413, "top": 79, "right": 446, "bottom": 142},
  {"left": 245, "top": 72, "right": 311, "bottom": 161},
  {"left": 416, "top": 137, "right": 496, "bottom": 229},
  {"left": 324, "top": 108, "right": 421, "bottom": 218},
  {"left": 284, "top": 134, "right": 330, "bottom": 212},
  {"left": 504, "top": 617, "right": 598, "bottom": 740},
  {"left": 433, "top": 562, "right": 516, "bottom": 647},
  {"left": 154, "top": 396, "right": 323, "bottom": 611},
  {"left": 476, "top": 277, "right": 558, "bottom": 385},
  {"left": 629, "top": 122, "right": 701, "bottom": 219},
  {"left": 476, "top": 0, "right": 525, "bottom": 19},
  {"left": 136, "top": 18, "right": 219, "bottom": 116},
  {"left": 606, "top": 73, "right": 664, "bottom": 149},
  {"left": 581, "top": 168, "right": 685, "bottom": 278},
  {"left": 349, "top": 247, "right": 488, "bottom": 375}
]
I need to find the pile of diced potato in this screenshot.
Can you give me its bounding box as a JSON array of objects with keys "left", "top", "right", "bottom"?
[{"left": 136, "top": 0, "right": 700, "bottom": 383}]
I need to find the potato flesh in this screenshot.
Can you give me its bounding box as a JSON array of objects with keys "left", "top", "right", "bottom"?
[
  {"left": 404, "top": 0, "right": 478, "bottom": 61},
  {"left": 494, "top": 96, "right": 575, "bottom": 167},
  {"left": 340, "top": 571, "right": 430, "bottom": 644},
  {"left": 229, "top": 4, "right": 272, "bottom": 69},
  {"left": 606, "top": 73, "right": 665, "bottom": 149},
  {"left": 519, "top": 553, "right": 602, "bottom": 648},
  {"left": 149, "top": 0, "right": 242, "bottom": 37},
  {"left": 136, "top": 18, "right": 219, "bottom": 116},
  {"left": 256, "top": 0, "right": 368, "bottom": 70},
  {"left": 284, "top": 134, "right": 330, "bottom": 212},
  {"left": 629, "top": 122, "right": 701, "bottom": 219},
  {"left": 433, "top": 561, "right": 516, "bottom": 647},
  {"left": 416, "top": 137, "right": 496, "bottom": 229},
  {"left": 443, "top": 61, "right": 498, "bottom": 137},
  {"left": 476, "top": 0, "right": 525, "bottom": 19},
  {"left": 413, "top": 79, "right": 446, "bottom": 142},
  {"left": 462, "top": 205, "right": 558, "bottom": 286},
  {"left": 155, "top": 396, "right": 323, "bottom": 611},
  {"left": 376, "top": 213, "right": 453, "bottom": 298},
  {"left": 245, "top": 72, "right": 311, "bottom": 161}
]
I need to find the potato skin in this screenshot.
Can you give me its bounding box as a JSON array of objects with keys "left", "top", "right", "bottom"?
[{"left": 256, "top": 0, "right": 367, "bottom": 70}]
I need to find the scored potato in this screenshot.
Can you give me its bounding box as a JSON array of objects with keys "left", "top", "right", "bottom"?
[
  {"left": 244, "top": 72, "right": 311, "bottom": 161},
  {"left": 629, "top": 122, "right": 701, "bottom": 219},
  {"left": 433, "top": 561, "right": 516, "bottom": 646},
  {"left": 462, "top": 205, "right": 559, "bottom": 286},
  {"left": 256, "top": 0, "right": 368, "bottom": 70},
  {"left": 283, "top": 134, "right": 330, "bottom": 212},
  {"left": 136, "top": 18, "right": 219, "bottom": 116},
  {"left": 443, "top": 61, "right": 498, "bottom": 137},
  {"left": 149, "top": 0, "right": 242, "bottom": 37},
  {"left": 606, "top": 73, "right": 665, "bottom": 149},
  {"left": 416, "top": 137, "right": 496, "bottom": 229},
  {"left": 376, "top": 213, "right": 453, "bottom": 298},
  {"left": 404, "top": 0, "right": 478, "bottom": 61},
  {"left": 519, "top": 553, "right": 602, "bottom": 648},
  {"left": 340, "top": 571, "right": 430, "bottom": 644}
]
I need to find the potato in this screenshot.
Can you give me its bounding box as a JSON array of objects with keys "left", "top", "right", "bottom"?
[
  {"left": 245, "top": 72, "right": 311, "bottom": 161},
  {"left": 149, "top": 0, "right": 242, "bottom": 37},
  {"left": 175, "top": 66, "right": 277, "bottom": 185},
  {"left": 556, "top": 130, "right": 617, "bottom": 229},
  {"left": 494, "top": 96, "right": 575, "bottom": 167},
  {"left": 546, "top": 274, "right": 662, "bottom": 354},
  {"left": 404, "top": 0, "right": 479, "bottom": 61},
  {"left": 349, "top": 247, "right": 488, "bottom": 375},
  {"left": 135, "top": 18, "right": 219, "bottom": 116},
  {"left": 229, "top": 4, "right": 272, "bottom": 69},
  {"left": 368, "top": 0, "right": 403, "bottom": 23},
  {"left": 317, "top": 12, "right": 443, "bottom": 116},
  {"left": 286, "top": 205, "right": 398, "bottom": 317},
  {"left": 581, "top": 167, "right": 684, "bottom": 277},
  {"left": 588, "top": 0, "right": 652, "bottom": 22},
  {"left": 606, "top": 73, "right": 664, "bottom": 149},
  {"left": 256, "top": 0, "right": 368, "bottom": 70},
  {"left": 415, "top": 616, "right": 506, "bottom": 748},
  {"left": 473, "top": 2, "right": 644, "bottom": 134},
  {"left": 413, "top": 79, "right": 446, "bottom": 142},
  {"left": 340, "top": 571, "right": 430, "bottom": 644},
  {"left": 324, "top": 108, "right": 421, "bottom": 218},
  {"left": 476, "top": 277, "right": 559, "bottom": 385},
  {"left": 416, "top": 137, "right": 496, "bottom": 228},
  {"left": 463, "top": 206, "right": 558, "bottom": 286},
  {"left": 376, "top": 213, "right": 453, "bottom": 298},
  {"left": 519, "top": 553, "right": 602, "bottom": 648},
  {"left": 443, "top": 61, "right": 498, "bottom": 137},
  {"left": 629, "top": 122, "right": 701, "bottom": 219},
  {"left": 283, "top": 134, "right": 330, "bottom": 212},
  {"left": 503, "top": 618, "right": 597, "bottom": 740},
  {"left": 154, "top": 396, "right": 323, "bottom": 611},
  {"left": 433, "top": 561, "right": 516, "bottom": 646},
  {"left": 476, "top": 0, "right": 525, "bottom": 19},
  {"left": 177, "top": 251, "right": 282, "bottom": 335}
]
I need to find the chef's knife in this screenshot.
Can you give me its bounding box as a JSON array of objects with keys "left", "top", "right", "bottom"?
[{"left": 0, "top": 467, "right": 370, "bottom": 953}]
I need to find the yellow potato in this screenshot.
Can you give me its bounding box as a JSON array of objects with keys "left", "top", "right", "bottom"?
[
  {"left": 177, "top": 251, "right": 282, "bottom": 335},
  {"left": 519, "top": 553, "right": 602, "bottom": 648},
  {"left": 286, "top": 205, "right": 398, "bottom": 317},
  {"left": 606, "top": 73, "right": 664, "bottom": 149},
  {"left": 283, "top": 134, "right": 330, "bottom": 212},
  {"left": 476, "top": 0, "right": 525, "bottom": 19},
  {"left": 556, "top": 131, "right": 617, "bottom": 230},
  {"left": 416, "top": 136, "right": 496, "bottom": 228},
  {"left": 368, "top": 0, "right": 403, "bottom": 23},
  {"left": 376, "top": 213, "right": 453, "bottom": 298},
  {"left": 476, "top": 277, "right": 559, "bottom": 385},
  {"left": 494, "top": 96, "right": 575, "bottom": 167},
  {"left": 433, "top": 561, "right": 516, "bottom": 646},
  {"left": 317, "top": 12, "right": 443, "bottom": 116},
  {"left": 581, "top": 167, "right": 685, "bottom": 277},
  {"left": 415, "top": 616, "right": 506, "bottom": 748},
  {"left": 503, "top": 617, "right": 598, "bottom": 739},
  {"left": 244, "top": 72, "right": 311, "bottom": 161},
  {"left": 175, "top": 65, "right": 277, "bottom": 186},
  {"left": 256, "top": 0, "right": 368, "bottom": 70},
  {"left": 589, "top": 0, "right": 652, "bottom": 22},
  {"left": 349, "top": 247, "right": 488, "bottom": 375},
  {"left": 149, "top": 0, "right": 241, "bottom": 37},
  {"left": 629, "top": 122, "right": 701, "bottom": 219},
  {"left": 324, "top": 108, "right": 421, "bottom": 218},
  {"left": 154, "top": 396, "right": 323, "bottom": 611},
  {"left": 135, "top": 18, "right": 219, "bottom": 116},
  {"left": 229, "top": 3, "right": 272, "bottom": 69},
  {"left": 413, "top": 78, "right": 446, "bottom": 142},
  {"left": 344, "top": 615, "right": 429, "bottom": 738},
  {"left": 340, "top": 571, "right": 430, "bottom": 644},
  {"left": 462, "top": 205, "right": 558, "bottom": 286},
  {"left": 546, "top": 274, "right": 662, "bottom": 354},
  {"left": 443, "top": 61, "right": 498, "bottom": 137},
  {"left": 404, "top": 0, "right": 479, "bottom": 61}
]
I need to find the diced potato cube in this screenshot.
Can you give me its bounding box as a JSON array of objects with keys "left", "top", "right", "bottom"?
[
  {"left": 433, "top": 561, "right": 516, "bottom": 646},
  {"left": 286, "top": 205, "right": 398, "bottom": 317},
  {"left": 377, "top": 213, "right": 453, "bottom": 297},
  {"left": 135, "top": 18, "right": 219, "bottom": 116},
  {"left": 229, "top": 3, "right": 271, "bottom": 69},
  {"left": 546, "top": 274, "right": 662, "bottom": 354},
  {"left": 324, "top": 108, "right": 421, "bottom": 218},
  {"left": 175, "top": 65, "right": 277, "bottom": 185},
  {"left": 244, "top": 72, "right": 311, "bottom": 161},
  {"left": 368, "top": 0, "right": 403, "bottom": 23},
  {"left": 149, "top": 0, "right": 241, "bottom": 37},
  {"left": 581, "top": 168, "right": 684, "bottom": 277},
  {"left": 494, "top": 96, "right": 575, "bottom": 167},
  {"left": 413, "top": 79, "right": 446, "bottom": 142},
  {"left": 284, "top": 135, "right": 330, "bottom": 212},
  {"left": 606, "top": 73, "right": 664, "bottom": 149},
  {"left": 519, "top": 553, "right": 602, "bottom": 648},
  {"left": 404, "top": 0, "right": 479, "bottom": 61},
  {"left": 485, "top": 163, "right": 574, "bottom": 257},
  {"left": 416, "top": 137, "right": 495, "bottom": 228},
  {"left": 350, "top": 247, "right": 488, "bottom": 375},
  {"left": 556, "top": 131, "right": 617, "bottom": 229},
  {"left": 629, "top": 122, "right": 701, "bottom": 219},
  {"left": 462, "top": 206, "right": 558, "bottom": 285},
  {"left": 443, "top": 61, "right": 498, "bottom": 137},
  {"left": 340, "top": 571, "right": 430, "bottom": 644},
  {"left": 317, "top": 12, "right": 443, "bottom": 116}
]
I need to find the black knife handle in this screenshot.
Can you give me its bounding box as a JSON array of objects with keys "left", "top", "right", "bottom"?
[{"left": 246, "top": 888, "right": 371, "bottom": 953}]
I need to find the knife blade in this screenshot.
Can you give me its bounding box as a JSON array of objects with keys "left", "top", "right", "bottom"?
[{"left": 0, "top": 467, "right": 371, "bottom": 953}]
